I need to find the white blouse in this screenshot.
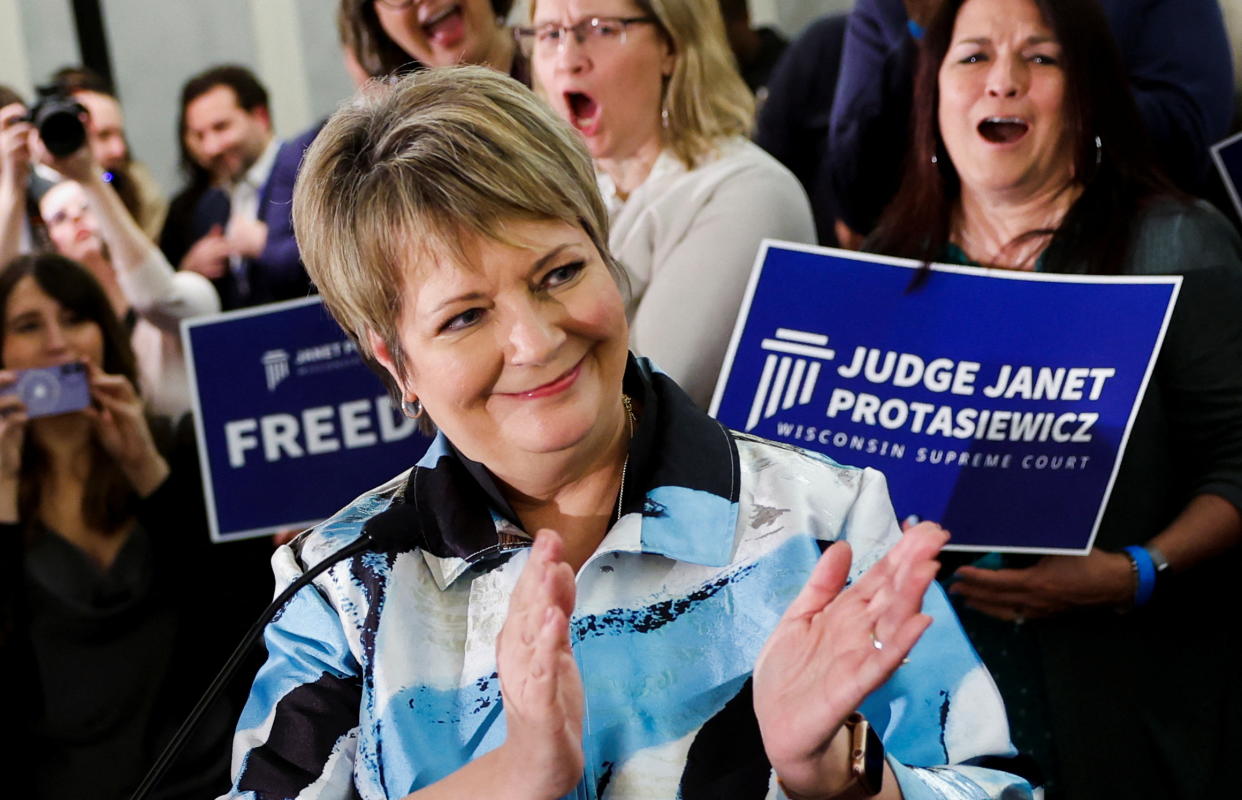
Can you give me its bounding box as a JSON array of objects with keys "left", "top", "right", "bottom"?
[{"left": 601, "top": 137, "right": 815, "bottom": 407}]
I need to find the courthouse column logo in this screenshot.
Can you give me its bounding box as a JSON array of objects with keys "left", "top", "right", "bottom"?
[
  {"left": 745, "top": 329, "right": 836, "bottom": 431},
  {"left": 261, "top": 349, "right": 290, "bottom": 392}
]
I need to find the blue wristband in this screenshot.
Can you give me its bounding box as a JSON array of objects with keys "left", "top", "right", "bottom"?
[
  {"left": 907, "top": 18, "right": 925, "bottom": 39},
  {"left": 1123, "top": 545, "right": 1156, "bottom": 606}
]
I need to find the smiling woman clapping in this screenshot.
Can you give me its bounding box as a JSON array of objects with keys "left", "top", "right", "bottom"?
[{"left": 214, "top": 66, "right": 1032, "bottom": 800}]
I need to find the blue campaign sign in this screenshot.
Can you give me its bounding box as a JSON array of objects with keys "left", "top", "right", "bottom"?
[
  {"left": 1211, "top": 131, "right": 1242, "bottom": 223},
  {"left": 183, "top": 297, "right": 432, "bottom": 542},
  {"left": 710, "top": 243, "right": 1179, "bottom": 554}
]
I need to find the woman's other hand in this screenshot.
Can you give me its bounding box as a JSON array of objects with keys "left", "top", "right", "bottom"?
[
  {"left": 494, "top": 530, "right": 585, "bottom": 800},
  {"left": 84, "top": 362, "right": 168, "bottom": 496},
  {"left": 950, "top": 549, "right": 1134, "bottom": 621},
  {"left": 0, "top": 371, "right": 27, "bottom": 522},
  {"left": 753, "top": 523, "right": 946, "bottom": 798}
]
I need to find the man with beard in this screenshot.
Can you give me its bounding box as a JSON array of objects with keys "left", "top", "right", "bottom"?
[{"left": 166, "top": 65, "right": 306, "bottom": 310}]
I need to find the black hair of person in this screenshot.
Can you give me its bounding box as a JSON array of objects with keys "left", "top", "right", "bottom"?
[
  {"left": 866, "top": 0, "right": 1181, "bottom": 276},
  {"left": 180, "top": 64, "right": 270, "bottom": 116},
  {"left": 0, "top": 254, "right": 141, "bottom": 534},
  {"left": 50, "top": 65, "right": 115, "bottom": 97}
]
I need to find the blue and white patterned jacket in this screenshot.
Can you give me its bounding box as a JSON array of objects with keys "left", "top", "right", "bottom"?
[{"left": 222, "top": 359, "right": 1031, "bottom": 800}]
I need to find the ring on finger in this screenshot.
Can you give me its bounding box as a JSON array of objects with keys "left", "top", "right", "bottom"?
[{"left": 870, "top": 629, "right": 884, "bottom": 651}]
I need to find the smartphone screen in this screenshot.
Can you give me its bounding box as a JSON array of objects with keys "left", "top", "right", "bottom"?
[{"left": 0, "top": 363, "right": 91, "bottom": 419}]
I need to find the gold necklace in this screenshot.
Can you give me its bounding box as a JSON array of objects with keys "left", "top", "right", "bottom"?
[{"left": 615, "top": 393, "right": 636, "bottom": 523}]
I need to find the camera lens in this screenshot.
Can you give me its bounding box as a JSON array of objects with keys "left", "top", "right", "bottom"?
[{"left": 33, "top": 98, "right": 86, "bottom": 157}]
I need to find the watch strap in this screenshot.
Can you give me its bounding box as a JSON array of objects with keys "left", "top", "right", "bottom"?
[
  {"left": 1143, "top": 544, "right": 1172, "bottom": 596},
  {"left": 1144, "top": 544, "right": 1170, "bottom": 573},
  {"left": 776, "top": 713, "right": 884, "bottom": 800}
]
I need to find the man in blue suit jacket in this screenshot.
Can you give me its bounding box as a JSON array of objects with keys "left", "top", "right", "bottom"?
[{"left": 176, "top": 65, "right": 312, "bottom": 310}]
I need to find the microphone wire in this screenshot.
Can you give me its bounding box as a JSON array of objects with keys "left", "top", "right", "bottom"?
[{"left": 128, "top": 513, "right": 406, "bottom": 800}]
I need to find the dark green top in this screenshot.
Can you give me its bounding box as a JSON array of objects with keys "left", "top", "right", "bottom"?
[{"left": 943, "top": 199, "right": 1242, "bottom": 799}]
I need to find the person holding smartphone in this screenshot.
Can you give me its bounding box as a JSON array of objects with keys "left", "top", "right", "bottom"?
[{"left": 0, "top": 253, "right": 270, "bottom": 800}]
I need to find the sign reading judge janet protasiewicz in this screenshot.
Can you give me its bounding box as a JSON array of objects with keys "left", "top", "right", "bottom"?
[
  {"left": 710, "top": 242, "right": 1179, "bottom": 554},
  {"left": 183, "top": 297, "right": 432, "bottom": 543}
]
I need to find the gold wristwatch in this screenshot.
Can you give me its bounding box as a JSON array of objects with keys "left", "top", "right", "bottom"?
[{"left": 777, "top": 712, "right": 884, "bottom": 800}]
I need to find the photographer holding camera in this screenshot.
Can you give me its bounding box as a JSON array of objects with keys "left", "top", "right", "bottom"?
[
  {"left": 49, "top": 67, "right": 168, "bottom": 240},
  {"left": 0, "top": 99, "right": 221, "bottom": 419}
]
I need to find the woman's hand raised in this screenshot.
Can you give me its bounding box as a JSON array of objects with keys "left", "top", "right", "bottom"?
[
  {"left": 753, "top": 523, "right": 948, "bottom": 798},
  {"left": 84, "top": 363, "right": 168, "bottom": 497},
  {"left": 494, "top": 530, "right": 585, "bottom": 800},
  {"left": 34, "top": 127, "right": 97, "bottom": 185}
]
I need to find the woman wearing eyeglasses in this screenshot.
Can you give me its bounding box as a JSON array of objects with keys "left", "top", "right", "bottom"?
[
  {"left": 521, "top": 0, "right": 815, "bottom": 409},
  {"left": 341, "top": 0, "right": 528, "bottom": 82}
]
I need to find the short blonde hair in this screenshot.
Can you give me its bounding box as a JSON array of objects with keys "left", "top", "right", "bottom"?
[
  {"left": 292, "top": 66, "right": 621, "bottom": 393},
  {"left": 531, "top": 0, "right": 754, "bottom": 169}
]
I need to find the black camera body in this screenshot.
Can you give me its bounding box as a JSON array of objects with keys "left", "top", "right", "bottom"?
[{"left": 22, "top": 85, "right": 86, "bottom": 157}]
